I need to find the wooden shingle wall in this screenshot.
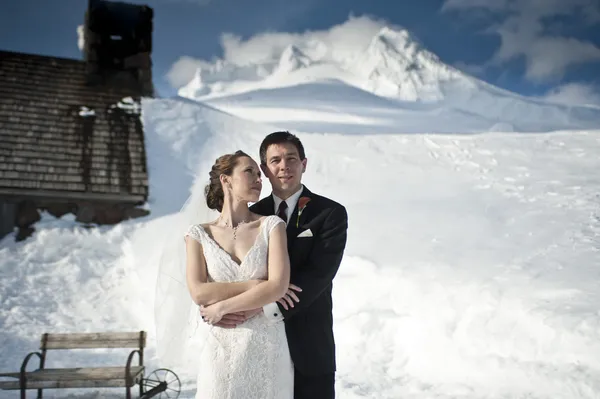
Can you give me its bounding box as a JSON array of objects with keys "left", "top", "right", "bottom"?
[{"left": 0, "top": 50, "right": 148, "bottom": 203}]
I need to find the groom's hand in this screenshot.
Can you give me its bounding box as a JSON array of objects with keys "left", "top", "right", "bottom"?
[
  {"left": 242, "top": 307, "right": 263, "bottom": 320},
  {"left": 211, "top": 308, "right": 263, "bottom": 328},
  {"left": 211, "top": 312, "right": 246, "bottom": 329},
  {"left": 277, "top": 284, "right": 302, "bottom": 310}
]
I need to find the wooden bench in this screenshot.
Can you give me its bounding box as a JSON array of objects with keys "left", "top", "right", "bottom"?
[{"left": 0, "top": 331, "right": 171, "bottom": 399}]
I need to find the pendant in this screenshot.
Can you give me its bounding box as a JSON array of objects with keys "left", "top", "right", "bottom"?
[{"left": 221, "top": 218, "right": 248, "bottom": 240}]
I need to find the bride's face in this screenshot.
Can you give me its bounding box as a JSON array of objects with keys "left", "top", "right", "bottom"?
[{"left": 225, "top": 156, "right": 262, "bottom": 203}]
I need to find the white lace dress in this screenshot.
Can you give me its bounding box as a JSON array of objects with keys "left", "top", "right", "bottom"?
[{"left": 184, "top": 215, "right": 294, "bottom": 399}]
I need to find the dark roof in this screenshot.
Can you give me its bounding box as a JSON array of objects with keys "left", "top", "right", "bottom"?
[{"left": 0, "top": 50, "right": 148, "bottom": 203}]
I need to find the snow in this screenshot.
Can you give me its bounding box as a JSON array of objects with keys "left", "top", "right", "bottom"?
[
  {"left": 78, "top": 106, "right": 95, "bottom": 117},
  {"left": 2, "top": 24, "right": 600, "bottom": 399},
  {"left": 2, "top": 92, "right": 600, "bottom": 398},
  {"left": 111, "top": 96, "right": 142, "bottom": 114}
]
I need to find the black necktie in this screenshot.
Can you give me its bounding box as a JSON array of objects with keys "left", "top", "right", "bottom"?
[{"left": 277, "top": 201, "right": 288, "bottom": 223}]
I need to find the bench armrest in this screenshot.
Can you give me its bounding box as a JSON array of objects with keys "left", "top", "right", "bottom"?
[
  {"left": 19, "top": 351, "right": 44, "bottom": 390},
  {"left": 20, "top": 352, "right": 43, "bottom": 375}
]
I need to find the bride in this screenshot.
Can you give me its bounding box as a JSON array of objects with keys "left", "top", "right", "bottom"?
[{"left": 156, "top": 150, "right": 297, "bottom": 398}]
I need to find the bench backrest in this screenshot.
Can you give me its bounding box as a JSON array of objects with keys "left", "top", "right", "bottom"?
[{"left": 40, "top": 331, "right": 146, "bottom": 350}]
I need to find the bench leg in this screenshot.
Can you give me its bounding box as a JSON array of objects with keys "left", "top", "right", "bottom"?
[
  {"left": 20, "top": 377, "right": 25, "bottom": 399},
  {"left": 18, "top": 379, "right": 44, "bottom": 398}
]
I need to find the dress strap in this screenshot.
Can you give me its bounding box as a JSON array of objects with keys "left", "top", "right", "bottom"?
[
  {"left": 184, "top": 224, "right": 205, "bottom": 245},
  {"left": 261, "top": 215, "right": 285, "bottom": 241}
]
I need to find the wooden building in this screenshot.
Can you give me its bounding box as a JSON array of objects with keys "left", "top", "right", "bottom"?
[{"left": 0, "top": 0, "right": 154, "bottom": 240}]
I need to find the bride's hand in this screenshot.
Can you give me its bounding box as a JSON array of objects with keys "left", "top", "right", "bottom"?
[
  {"left": 199, "top": 303, "right": 224, "bottom": 325},
  {"left": 277, "top": 284, "right": 302, "bottom": 310}
]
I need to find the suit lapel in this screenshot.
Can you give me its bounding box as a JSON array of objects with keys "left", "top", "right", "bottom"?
[{"left": 252, "top": 195, "right": 275, "bottom": 216}]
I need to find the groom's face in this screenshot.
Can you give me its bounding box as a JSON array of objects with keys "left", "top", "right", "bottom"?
[{"left": 261, "top": 143, "right": 306, "bottom": 199}]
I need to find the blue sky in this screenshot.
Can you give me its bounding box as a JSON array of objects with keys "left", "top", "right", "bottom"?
[{"left": 1, "top": 0, "right": 599, "bottom": 103}]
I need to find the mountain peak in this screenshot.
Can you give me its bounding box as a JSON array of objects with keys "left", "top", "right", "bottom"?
[
  {"left": 345, "top": 25, "right": 468, "bottom": 101},
  {"left": 272, "top": 44, "right": 312, "bottom": 75}
]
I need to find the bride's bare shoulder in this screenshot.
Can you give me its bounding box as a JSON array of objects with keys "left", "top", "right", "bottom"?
[
  {"left": 251, "top": 213, "right": 269, "bottom": 223},
  {"left": 199, "top": 218, "right": 221, "bottom": 229}
]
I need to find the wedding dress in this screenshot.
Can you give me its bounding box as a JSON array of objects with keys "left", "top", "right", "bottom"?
[{"left": 184, "top": 215, "right": 294, "bottom": 399}]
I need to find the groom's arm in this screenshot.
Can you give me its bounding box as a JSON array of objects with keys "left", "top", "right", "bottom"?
[{"left": 264, "top": 204, "right": 348, "bottom": 321}]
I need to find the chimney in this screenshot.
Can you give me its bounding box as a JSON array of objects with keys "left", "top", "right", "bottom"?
[{"left": 83, "top": 0, "right": 154, "bottom": 96}]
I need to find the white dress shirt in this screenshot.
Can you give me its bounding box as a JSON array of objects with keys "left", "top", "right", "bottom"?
[
  {"left": 263, "top": 185, "right": 304, "bottom": 322},
  {"left": 272, "top": 185, "right": 304, "bottom": 225}
]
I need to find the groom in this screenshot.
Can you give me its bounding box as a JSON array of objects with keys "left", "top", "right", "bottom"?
[{"left": 217, "top": 131, "right": 348, "bottom": 398}]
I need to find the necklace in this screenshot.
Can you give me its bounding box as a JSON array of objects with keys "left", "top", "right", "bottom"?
[{"left": 220, "top": 218, "right": 248, "bottom": 240}]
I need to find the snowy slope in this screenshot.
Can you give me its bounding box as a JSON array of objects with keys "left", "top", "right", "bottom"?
[
  {"left": 177, "top": 26, "right": 600, "bottom": 133},
  {"left": 1, "top": 92, "right": 600, "bottom": 398}
]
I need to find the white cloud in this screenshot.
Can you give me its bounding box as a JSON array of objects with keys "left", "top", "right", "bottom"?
[
  {"left": 541, "top": 83, "right": 600, "bottom": 107},
  {"left": 77, "top": 25, "right": 85, "bottom": 51},
  {"left": 219, "top": 15, "right": 387, "bottom": 66},
  {"left": 441, "top": 0, "right": 509, "bottom": 12},
  {"left": 443, "top": 0, "right": 598, "bottom": 18},
  {"left": 166, "top": 56, "right": 211, "bottom": 88},
  {"left": 442, "top": 0, "right": 600, "bottom": 82},
  {"left": 166, "top": 15, "right": 389, "bottom": 88},
  {"left": 521, "top": 37, "right": 600, "bottom": 81}
]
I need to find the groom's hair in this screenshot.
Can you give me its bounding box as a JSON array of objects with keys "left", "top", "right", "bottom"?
[{"left": 259, "top": 131, "right": 306, "bottom": 165}]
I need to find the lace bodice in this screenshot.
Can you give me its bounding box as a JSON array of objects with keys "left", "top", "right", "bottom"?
[{"left": 185, "top": 215, "right": 283, "bottom": 283}]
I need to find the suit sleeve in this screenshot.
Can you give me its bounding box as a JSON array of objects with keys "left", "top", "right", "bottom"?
[{"left": 279, "top": 204, "right": 348, "bottom": 319}]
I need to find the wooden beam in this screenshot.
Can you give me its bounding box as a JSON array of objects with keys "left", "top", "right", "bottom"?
[
  {"left": 42, "top": 332, "right": 146, "bottom": 349},
  {"left": 44, "top": 340, "right": 142, "bottom": 349},
  {"left": 0, "top": 366, "right": 144, "bottom": 381},
  {"left": 0, "top": 188, "right": 145, "bottom": 204},
  {"left": 44, "top": 332, "right": 145, "bottom": 341},
  {"left": 0, "top": 367, "right": 144, "bottom": 390}
]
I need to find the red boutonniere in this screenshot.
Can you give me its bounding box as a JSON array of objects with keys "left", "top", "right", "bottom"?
[{"left": 296, "top": 197, "right": 311, "bottom": 227}]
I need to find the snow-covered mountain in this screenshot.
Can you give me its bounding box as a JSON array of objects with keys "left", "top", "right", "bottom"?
[
  {"left": 179, "top": 26, "right": 469, "bottom": 102},
  {"left": 352, "top": 27, "right": 467, "bottom": 101},
  {"left": 177, "top": 26, "right": 600, "bottom": 133},
  {"left": 272, "top": 44, "right": 312, "bottom": 76}
]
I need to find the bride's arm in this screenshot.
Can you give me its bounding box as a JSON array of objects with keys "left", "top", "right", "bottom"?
[
  {"left": 185, "top": 237, "right": 261, "bottom": 306},
  {"left": 202, "top": 223, "right": 290, "bottom": 321}
]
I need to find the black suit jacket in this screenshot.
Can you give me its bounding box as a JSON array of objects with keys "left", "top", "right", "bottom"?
[{"left": 250, "top": 186, "right": 348, "bottom": 375}]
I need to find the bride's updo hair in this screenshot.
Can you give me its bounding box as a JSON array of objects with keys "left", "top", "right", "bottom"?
[{"left": 205, "top": 150, "right": 251, "bottom": 212}]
